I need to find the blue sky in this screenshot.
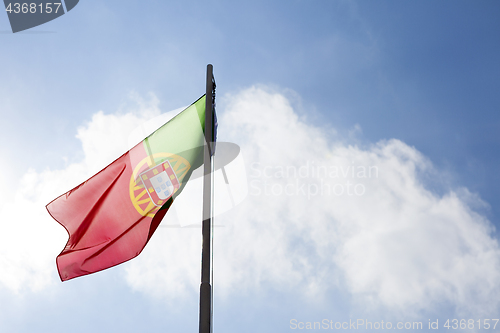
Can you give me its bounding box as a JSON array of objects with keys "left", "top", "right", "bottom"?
[{"left": 1, "top": 1, "right": 500, "bottom": 332}]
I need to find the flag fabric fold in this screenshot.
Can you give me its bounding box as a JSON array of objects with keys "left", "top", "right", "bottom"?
[{"left": 47, "top": 95, "right": 207, "bottom": 281}]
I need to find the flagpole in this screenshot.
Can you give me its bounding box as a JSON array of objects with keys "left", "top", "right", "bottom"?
[{"left": 200, "top": 64, "right": 214, "bottom": 333}]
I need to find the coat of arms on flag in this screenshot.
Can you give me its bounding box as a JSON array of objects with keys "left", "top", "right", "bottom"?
[{"left": 138, "top": 159, "right": 180, "bottom": 207}]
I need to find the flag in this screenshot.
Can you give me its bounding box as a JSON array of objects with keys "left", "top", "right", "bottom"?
[{"left": 47, "top": 95, "right": 208, "bottom": 281}]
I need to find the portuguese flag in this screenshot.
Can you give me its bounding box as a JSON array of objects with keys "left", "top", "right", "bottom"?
[{"left": 47, "top": 96, "right": 207, "bottom": 281}]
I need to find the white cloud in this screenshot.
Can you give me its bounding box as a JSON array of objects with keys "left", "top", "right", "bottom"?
[
  {"left": 126, "top": 87, "right": 500, "bottom": 318},
  {"left": 76, "top": 92, "right": 163, "bottom": 175},
  {"left": 1, "top": 87, "right": 499, "bottom": 320}
]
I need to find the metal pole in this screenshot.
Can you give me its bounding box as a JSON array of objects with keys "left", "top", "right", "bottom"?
[{"left": 199, "top": 64, "right": 214, "bottom": 333}]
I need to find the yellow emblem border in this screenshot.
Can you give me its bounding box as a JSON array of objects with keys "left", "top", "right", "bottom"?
[{"left": 129, "top": 152, "right": 191, "bottom": 217}]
